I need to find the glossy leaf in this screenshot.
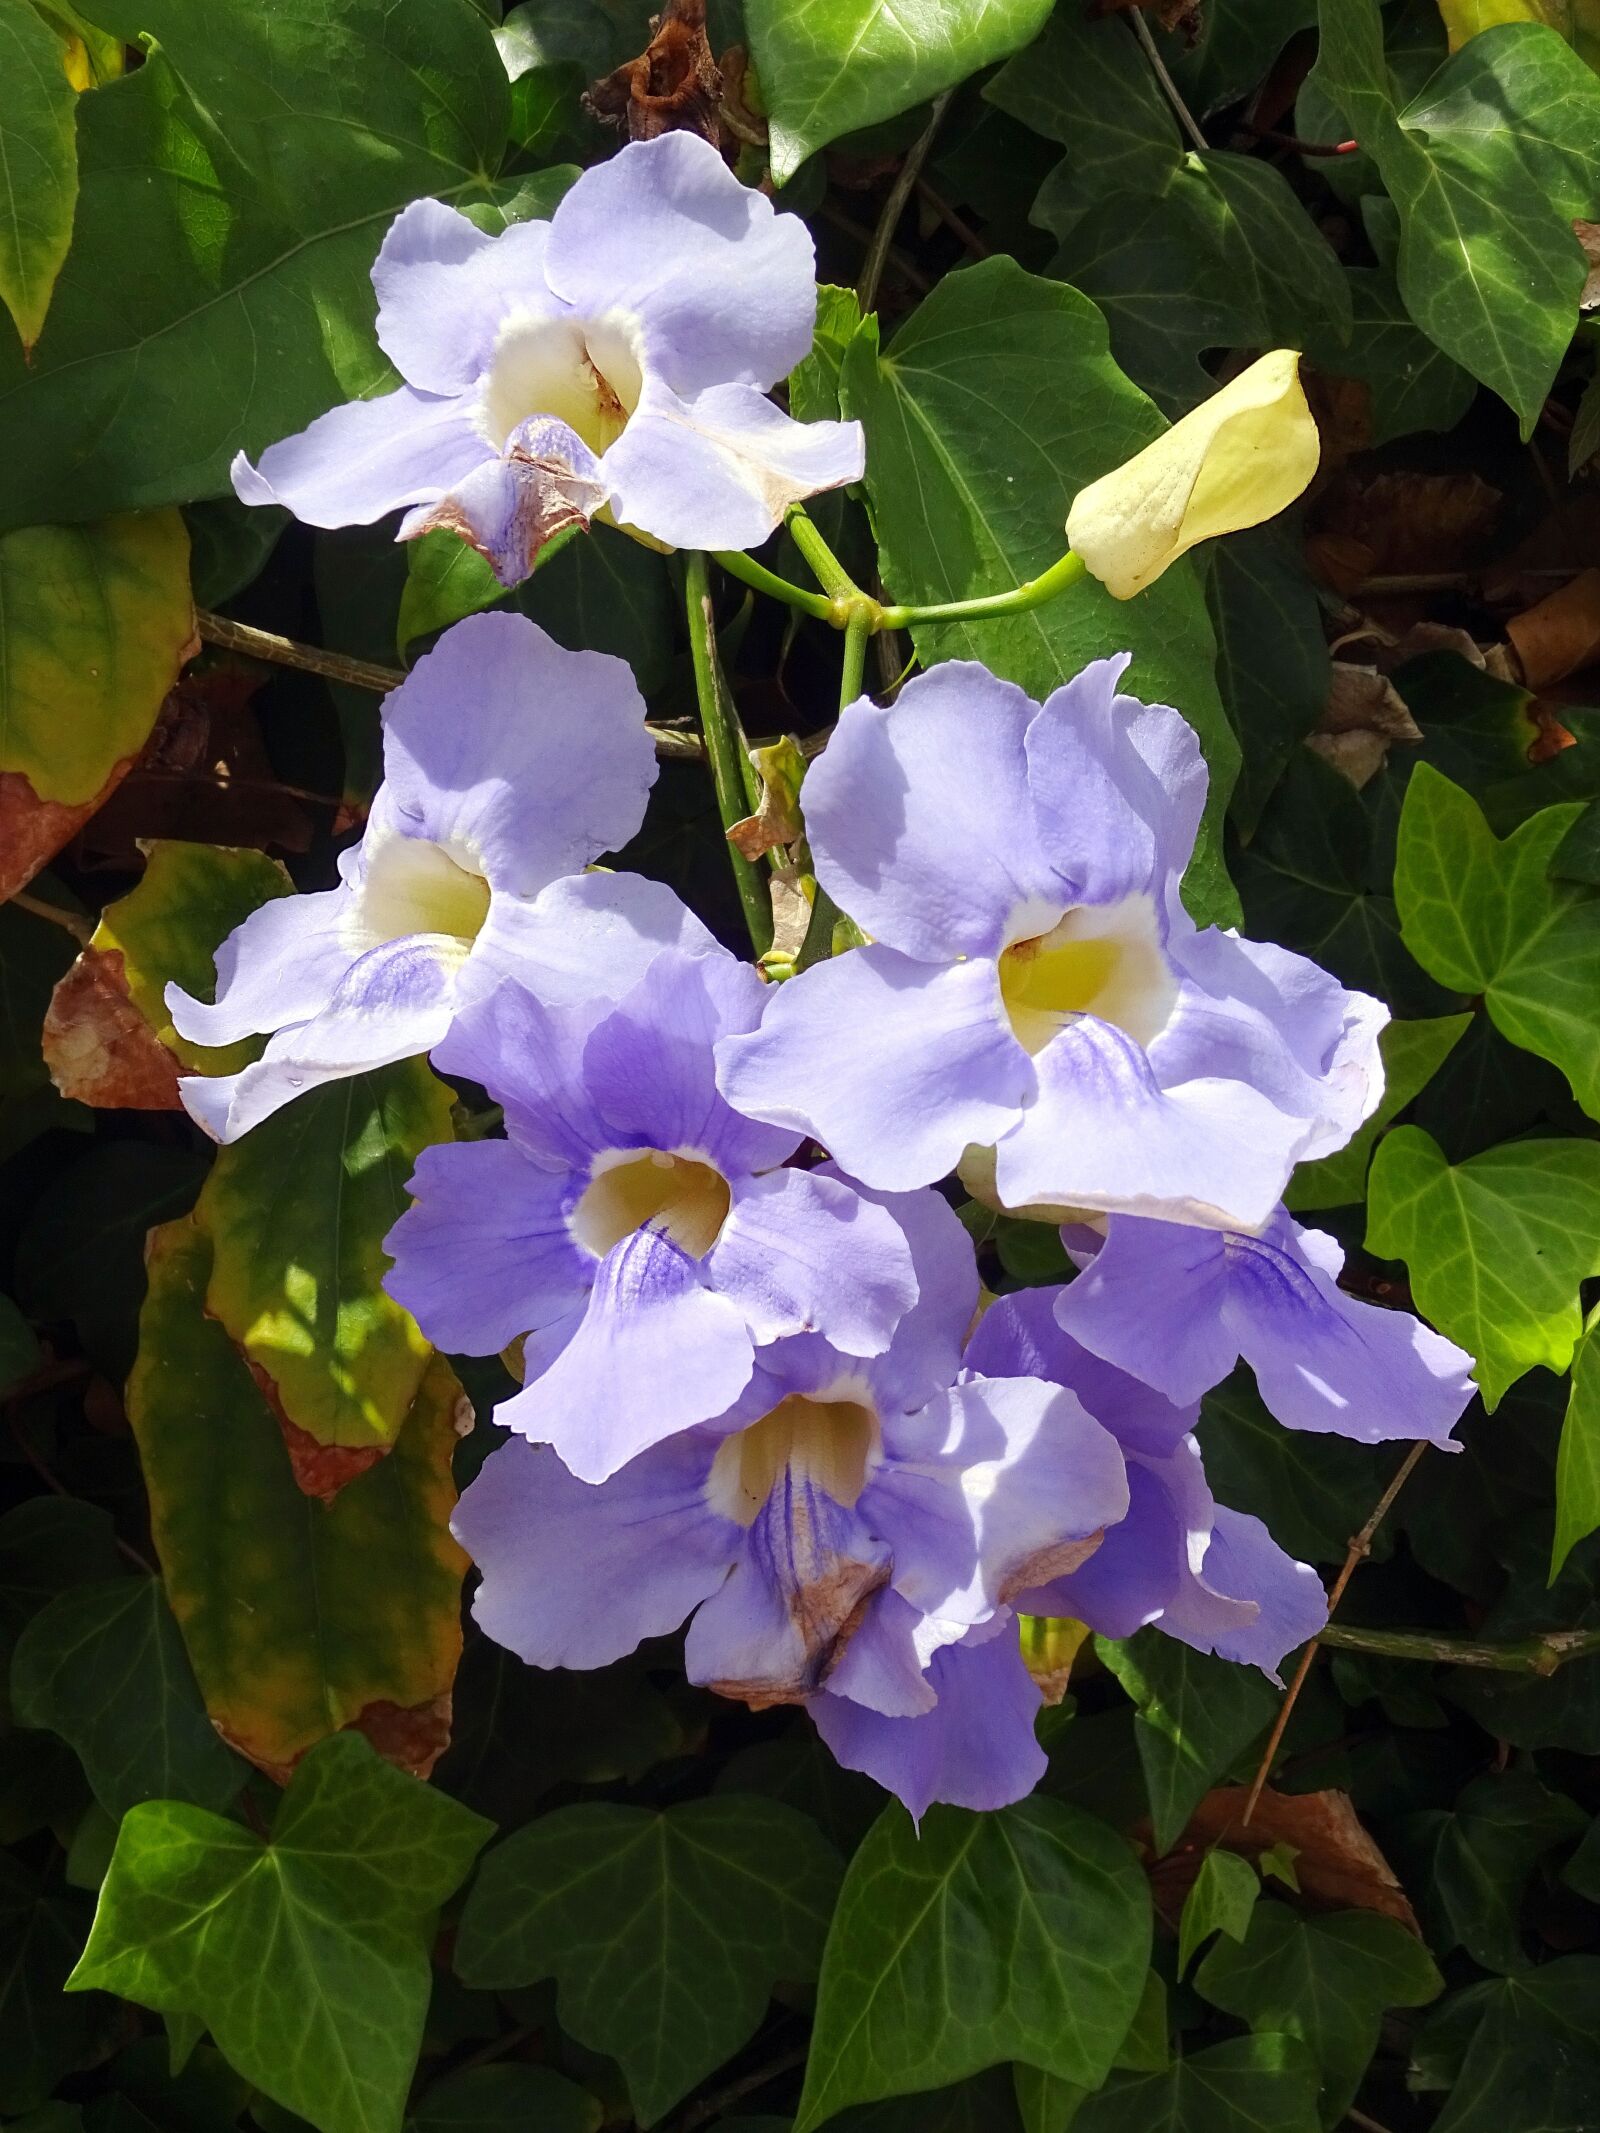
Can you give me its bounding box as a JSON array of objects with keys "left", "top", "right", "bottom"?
[
  {"left": 1198, "top": 1374, "right": 1385, "bottom": 1567},
  {"left": 794, "top": 1797, "right": 1150, "bottom": 2129},
  {"left": 128, "top": 1218, "right": 468, "bottom": 1777},
  {"left": 840, "top": 256, "right": 1238, "bottom": 923},
  {"left": 457, "top": 1796, "right": 843, "bottom": 2127},
  {"left": 1314, "top": 2, "right": 1600, "bottom": 431},
  {"left": 1194, "top": 1901, "right": 1442, "bottom": 2121},
  {"left": 985, "top": 8, "right": 1180, "bottom": 198},
  {"left": 1068, "top": 2035, "right": 1322, "bottom": 2133},
  {"left": 1554, "top": 1313, "right": 1600, "bottom": 1577},
  {"left": 1097, "top": 1631, "right": 1280, "bottom": 1854},
  {"left": 0, "top": 0, "right": 509, "bottom": 533},
  {"left": 70, "top": 1732, "right": 491, "bottom": 2133},
  {"left": 749, "top": 0, "right": 1052, "bottom": 183},
  {"left": 1177, "top": 1848, "right": 1259, "bottom": 1977},
  {"left": 0, "top": 512, "right": 192, "bottom": 804},
  {"left": 1366, "top": 1127, "right": 1600, "bottom": 1406},
  {"left": 0, "top": 1498, "right": 121, "bottom": 1679},
  {"left": 11, "top": 1576, "right": 245, "bottom": 1816},
  {"left": 1439, "top": 0, "right": 1600, "bottom": 67},
  {"left": 0, "top": 0, "right": 78, "bottom": 351},
  {"left": 194, "top": 1061, "right": 454, "bottom": 1452}
]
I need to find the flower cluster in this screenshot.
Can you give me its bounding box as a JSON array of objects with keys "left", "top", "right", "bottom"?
[{"left": 188, "top": 131, "right": 1478, "bottom": 1817}]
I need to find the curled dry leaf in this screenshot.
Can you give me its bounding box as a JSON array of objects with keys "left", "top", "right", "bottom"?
[
  {"left": 41, "top": 947, "right": 185, "bottom": 1111},
  {"left": 1506, "top": 564, "right": 1600, "bottom": 690},
  {"left": 1576, "top": 219, "right": 1600, "bottom": 311},
  {"left": 587, "top": 0, "right": 723, "bottom": 146},
  {"left": 1146, "top": 1785, "right": 1419, "bottom": 1934},
  {"left": 1306, "top": 663, "right": 1422, "bottom": 787}
]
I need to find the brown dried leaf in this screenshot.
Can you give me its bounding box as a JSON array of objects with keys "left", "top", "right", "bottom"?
[
  {"left": 0, "top": 754, "right": 136, "bottom": 901},
  {"left": 587, "top": 0, "right": 722, "bottom": 145},
  {"left": 41, "top": 948, "right": 184, "bottom": 1110},
  {"left": 1315, "top": 469, "right": 1503, "bottom": 577},
  {"left": 1148, "top": 1785, "right": 1420, "bottom": 1933},
  {"left": 1576, "top": 220, "right": 1600, "bottom": 312},
  {"left": 1506, "top": 564, "right": 1600, "bottom": 690}
]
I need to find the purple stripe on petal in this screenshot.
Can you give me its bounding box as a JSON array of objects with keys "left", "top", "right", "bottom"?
[{"left": 964, "top": 1284, "right": 1198, "bottom": 1458}]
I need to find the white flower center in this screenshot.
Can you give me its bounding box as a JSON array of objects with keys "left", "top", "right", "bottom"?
[
  {"left": 480, "top": 310, "right": 644, "bottom": 456},
  {"left": 358, "top": 836, "right": 491, "bottom": 954},
  {"left": 707, "top": 1394, "right": 881, "bottom": 1527},
  {"left": 571, "top": 1147, "right": 732, "bottom": 1259},
  {"left": 998, "top": 892, "right": 1176, "bottom": 1056}
]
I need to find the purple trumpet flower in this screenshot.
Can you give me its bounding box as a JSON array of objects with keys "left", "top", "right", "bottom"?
[
  {"left": 384, "top": 954, "right": 933, "bottom": 1479},
  {"left": 1052, "top": 1206, "right": 1476, "bottom": 1446},
  {"left": 451, "top": 1183, "right": 1133, "bottom": 1817},
  {"left": 231, "top": 134, "right": 864, "bottom": 584},
  {"left": 717, "top": 657, "right": 1387, "bottom": 1230},
  {"left": 165, "top": 612, "right": 678, "bottom": 1141}
]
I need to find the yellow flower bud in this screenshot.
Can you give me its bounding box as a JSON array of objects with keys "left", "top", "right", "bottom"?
[{"left": 1066, "top": 350, "right": 1320, "bottom": 599}]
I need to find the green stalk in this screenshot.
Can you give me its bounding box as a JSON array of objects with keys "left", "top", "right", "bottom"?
[
  {"left": 785, "top": 505, "right": 873, "bottom": 607},
  {"left": 712, "top": 547, "right": 835, "bottom": 621},
  {"left": 878, "top": 550, "right": 1088, "bottom": 629},
  {"left": 685, "top": 551, "right": 773, "bottom": 956}
]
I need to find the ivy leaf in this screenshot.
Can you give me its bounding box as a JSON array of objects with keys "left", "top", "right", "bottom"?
[
  {"left": 1555, "top": 1316, "right": 1600, "bottom": 1577},
  {"left": 1177, "top": 1849, "right": 1260, "bottom": 1977},
  {"left": 1395, "top": 1771, "right": 1586, "bottom": 1974},
  {"left": 0, "top": 512, "right": 194, "bottom": 806},
  {"left": 70, "top": 1731, "right": 491, "bottom": 2133},
  {"left": 794, "top": 1797, "right": 1150, "bottom": 2130},
  {"left": 1313, "top": 1, "right": 1600, "bottom": 432},
  {"left": 1396, "top": 766, "right": 1600, "bottom": 1118},
  {"left": 1208, "top": 522, "right": 1330, "bottom": 836},
  {"left": 128, "top": 1218, "right": 468, "bottom": 1779},
  {"left": 1199, "top": 1373, "right": 1385, "bottom": 1567},
  {"left": 0, "top": 1499, "right": 121, "bottom": 1682},
  {"left": 0, "top": 1855, "right": 102, "bottom": 2113},
  {"left": 0, "top": 0, "right": 79, "bottom": 351},
  {"left": 839, "top": 256, "right": 1238, "bottom": 925},
  {"left": 0, "top": 0, "right": 509, "bottom": 533},
  {"left": 1366, "top": 1127, "right": 1600, "bottom": 1406},
  {"left": 1194, "top": 1902, "right": 1442, "bottom": 2122},
  {"left": 747, "top": 0, "right": 1052, "bottom": 184},
  {"left": 456, "top": 1796, "right": 842, "bottom": 2127},
  {"left": 10, "top": 1576, "right": 245, "bottom": 1817},
  {"left": 1096, "top": 1631, "right": 1280, "bottom": 1854},
  {"left": 194, "top": 1062, "right": 454, "bottom": 1455},
  {"left": 405, "top": 2065, "right": 600, "bottom": 2133},
  {"left": 1067, "top": 2035, "right": 1322, "bottom": 2133},
  {"left": 1285, "top": 1013, "right": 1472, "bottom": 1214},
  {"left": 1416, "top": 1957, "right": 1600, "bottom": 2133},
  {"left": 984, "top": 7, "right": 1180, "bottom": 199}
]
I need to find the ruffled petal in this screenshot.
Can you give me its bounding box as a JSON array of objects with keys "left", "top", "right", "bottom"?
[
  {"left": 821, "top": 1588, "right": 942, "bottom": 1719},
  {"left": 377, "top": 611, "right": 656, "bottom": 898},
  {"left": 545, "top": 132, "right": 818, "bottom": 392},
  {"left": 231, "top": 386, "right": 489, "bottom": 527},
  {"left": 472, "top": 870, "right": 721, "bottom": 1009},
  {"left": 707, "top": 1168, "right": 918, "bottom": 1356},
  {"left": 1023, "top": 655, "right": 1207, "bottom": 911},
  {"left": 1052, "top": 1217, "right": 1239, "bottom": 1407},
  {"left": 963, "top": 1283, "right": 1198, "bottom": 1458},
  {"left": 812, "top": 1618, "right": 1045, "bottom": 1819},
  {"left": 1020, "top": 1459, "right": 1180, "bottom": 1638},
  {"left": 372, "top": 202, "right": 557, "bottom": 395},
  {"left": 580, "top": 949, "right": 798, "bottom": 1175},
  {"left": 803, "top": 663, "right": 1054, "bottom": 962},
  {"left": 382, "top": 1139, "right": 588, "bottom": 1354},
  {"left": 602, "top": 377, "right": 863, "bottom": 552},
  {"left": 165, "top": 885, "right": 356, "bottom": 1047},
  {"left": 866, "top": 1375, "right": 1128, "bottom": 1631},
  {"left": 455, "top": 1434, "right": 737, "bottom": 1670},
  {"left": 1170, "top": 1506, "right": 1327, "bottom": 1678},
  {"left": 398, "top": 417, "right": 608, "bottom": 587},
  {"left": 715, "top": 946, "right": 1033, "bottom": 1193},
  {"left": 501, "top": 1226, "right": 755, "bottom": 1482},
  {"left": 431, "top": 978, "right": 605, "bottom": 1171},
  {"left": 992, "top": 1015, "right": 1304, "bottom": 1231}
]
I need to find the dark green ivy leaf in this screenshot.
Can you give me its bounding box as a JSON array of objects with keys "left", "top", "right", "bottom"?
[
  {"left": 0, "top": 1854, "right": 103, "bottom": 2114},
  {"left": 1395, "top": 1771, "right": 1587, "bottom": 1974},
  {"left": 1068, "top": 2034, "right": 1322, "bottom": 2133},
  {"left": 1097, "top": 1630, "right": 1281, "bottom": 1854},
  {"left": 405, "top": 2064, "right": 600, "bottom": 2133}
]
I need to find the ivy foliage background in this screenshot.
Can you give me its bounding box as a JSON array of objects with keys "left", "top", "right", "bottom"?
[{"left": 2, "top": 1, "right": 1600, "bottom": 2130}]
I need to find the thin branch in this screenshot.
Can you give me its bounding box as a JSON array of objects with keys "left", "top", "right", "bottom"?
[
  {"left": 6, "top": 889, "right": 93, "bottom": 943},
  {"left": 196, "top": 609, "right": 703, "bottom": 760},
  {"left": 1321, "top": 1623, "right": 1600, "bottom": 1675},
  {"left": 5, "top": 1406, "right": 156, "bottom": 1576},
  {"left": 675, "top": 2043, "right": 809, "bottom": 2133},
  {"left": 1241, "top": 1442, "right": 1428, "bottom": 1826},
  {"left": 1125, "top": 8, "right": 1209, "bottom": 155},
  {"left": 1345, "top": 2108, "right": 1395, "bottom": 2133},
  {"left": 1235, "top": 118, "right": 1359, "bottom": 157},
  {"left": 914, "top": 177, "right": 989, "bottom": 259},
  {"left": 856, "top": 91, "right": 953, "bottom": 313}
]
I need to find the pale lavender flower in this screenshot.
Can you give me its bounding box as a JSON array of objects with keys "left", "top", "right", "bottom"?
[
  {"left": 384, "top": 965, "right": 931, "bottom": 1479},
  {"left": 166, "top": 612, "right": 677, "bottom": 1141},
  {"left": 1052, "top": 1207, "right": 1476, "bottom": 1445},
  {"left": 717, "top": 657, "right": 1387, "bottom": 1230},
  {"left": 452, "top": 1184, "right": 1131, "bottom": 1815},
  {"left": 231, "top": 134, "right": 863, "bottom": 584}
]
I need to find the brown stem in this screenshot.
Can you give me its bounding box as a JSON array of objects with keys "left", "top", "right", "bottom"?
[
  {"left": 1320, "top": 1623, "right": 1600, "bottom": 1675},
  {"left": 7, "top": 890, "right": 93, "bottom": 943},
  {"left": 5, "top": 1405, "right": 156, "bottom": 1576},
  {"left": 913, "top": 177, "right": 989, "bottom": 259},
  {"left": 675, "top": 2043, "right": 809, "bottom": 2133},
  {"left": 1125, "top": 7, "right": 1208, "bottom": 153},
  {"left": 857, "top": 91, "right": 953, "bottom": 314},
  {"left": 1241, "top": 1442, "right": 1428, "bottom": 1826}
]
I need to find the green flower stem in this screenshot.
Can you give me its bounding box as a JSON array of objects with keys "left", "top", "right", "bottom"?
[
  {"left": 839, "top": 602, "right": 872, "bottom": 708},
  {"left": 686, "top": 551, "right": 773, "bottom": 957},
  {"left": 784, "top": 505, "right": 870, "bottom": 605},
  {"left": 877, "top": 550, "right": 1089, "bottom": 630},
  {"left": 711, "top": 547, "right": 835, "bottom": 621},
  {"left": 1319, "top": 1623, "right": 1600, "bottom": 1675}
]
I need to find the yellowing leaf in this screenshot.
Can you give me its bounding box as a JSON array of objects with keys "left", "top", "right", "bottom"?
[
  {"left": 0, "top": 511, "right": 194, "bottom": 805},
  {"left": 0, "top": 0, "right": 79, "bottom": 350},
  {"left": 1438, "top": 0, "right": 1600, "bottom": 69}
]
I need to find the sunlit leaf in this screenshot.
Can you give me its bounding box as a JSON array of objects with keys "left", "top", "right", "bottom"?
[{"left": 0, "top": 0, "right": 78, "bottom": 351}]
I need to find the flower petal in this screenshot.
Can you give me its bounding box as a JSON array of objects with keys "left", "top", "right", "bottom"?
[
  {"left": 432, "top": 979, "right": 609, "bottom": 1170},
  {"left": 165, "top": 885, "right": 356, "bottom": 1048},
  {"left": 822, "top": 1171, "right": 980, "bottom": 1415},
  {"left": 1052, "top": 1217, "right": 1239, "bottom": 1406},
  {"left": 1020, "top": 1458, "right": 1180, "bottom": 1638},
  {"left": 803, "top": 662, "right": 1054, "bottom": 962},
  {"left": 545, "top": 132, "right": 817, "bottom": 392},
  {"left": 454, "top": 1434, "right": 737, "bottom": 1670},
  {"left": 1167, "top": 1505, "right": 1327, "bottom": 1678},
  {"left": 716, "top": 946, "right": 1032, "bottom": 1193},
  {"left": 501, "top": 1226, "right": 755, "bottom": 1482},
  {"left": 383, "top": 1139, "right": 588, "bottom": 1354},
  {"left": 708, "top": 1168, "right": 918, "bottom": 1356},
  {"left": 603, "top": 377, "right": 863, "bottom": 553},
  {"left": 398, "top": 417, "right": 607, "bottom": 587},
  {"left": 472, "top": 870, "right": 721, "bottom": 1010},
  {"left": 231, "top": 385, "right": 489, "bottom": 527},
  {"left": 372, "top": 201, "right": 556, "bottom": 395},
  {"left": 821, "top": 1587, "right": 942, "bottom": 1719},
  {"left": 378, "top": 610, "right": 656, "bottom": 898},
  {"left": 963, "top": 1284, "right": 1198, "bottom": 1458},
  {"left": 811, "top": 1618, "right": 1045, "bottom": 1819}
]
